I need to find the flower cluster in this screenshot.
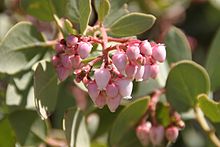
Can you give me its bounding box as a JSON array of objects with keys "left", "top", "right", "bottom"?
[{"left": 52, "top": 35, "right": 166, "bottom": 112}]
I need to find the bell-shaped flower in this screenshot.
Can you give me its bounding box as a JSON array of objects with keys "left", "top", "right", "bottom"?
[
  {"left": 140, "top": 40, "right": 152, "bottom": 56},
  {"left": 107, "top": 95, "right": 121, "bottom": 112},
  {"left": 149, "top": 125, "right": 165, "bottom": 146},
  {"left": 94, "top": 67, "right": 111, "bottom": 90},
  {"left": 112, "top": 52, "right": 128, "bottom": 73},
  {"left": 77, "top": 42, "right": 92, "bottom": 59},
  {"left": 116, "top": 78, "right": 133, "bottom": 99},
  {"left": 152, "top": 44, "right": 166, "bottom": 62}
]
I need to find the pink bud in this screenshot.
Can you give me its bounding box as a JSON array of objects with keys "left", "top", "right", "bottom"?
[
  {"left": 134, "top": 65, "right": 144, "bottom": 81},
  {"left": 107, "top": 95, "right": 121, "bottom": 112},
  {"left": 95, "top": 93, "right": 106, "bottom": 108},
  {"left": 136, "top": 122, "right": 152, "bottom": 146},
  {"left": 152, "top": 44, "right": 166, "bottom": 62},
  {"left": 143, "top": 65, "right": 151, "bottom": 81},
  {"left": 150, "top": 64, "right": 159, "bottom": 79},
  {"left": 116, "top": 78, "right": 133, "bottom": 99},
  {"left": 52, "top": 56, "right": 60, "bottom": 66},
  {"left": 70, "top": 55, "right": 81, "bottom": 69},
  {"left": 106, "top": 83, "right": 119, "bottom": 98},
  {"left": 55, "top": 43, "right": 64, "bottom": 53},
  {"left": 165, "top": 126, "right": 179, "bottom": 142},
  {"left": 149, "top": 125, "right": 164, "bottom": 146},
  {"left": 56, "top": 66, "right": 71, "bottom": 81},
  {"left": 112, "top": 52, "right": 128, "bottom": 73},
  {"left": 66, "top": 35, "right": 78, "bottom": 47},
  {"left": 60, "top": 54, "right": 72, "bottom": 68},
  {"left": 87, "top": 81, "right": 100, "bottom": 103},
  {"left": 77, "top": 42, "right": 92, "bottom": 59},
  {"left": 125, "top": 64, "right": 137, "bottom": 79},
  {"left": 126, "top": 45, "right": 140, "bottom": 60},
  {"left": 94, "top": 67, "right": 111, "bottom": 90},
  {"left": 140, "top": 40, "right": 152, "bottom": 56}
]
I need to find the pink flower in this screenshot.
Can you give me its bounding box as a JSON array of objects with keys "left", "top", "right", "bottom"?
[
  {"left": 152, "top": 44, "right": 166, "bottom": 62},
  {"left": 125, "top": 64, "right": 137, "bottom": 79},
  {"left": 140, "top": 40, "right": 152, "bottom": 56},
  {"left": 143, "top": 65, "right": 151, "bottom": 81},
  {"left": 150, "top": 64, "right": 159, "bottom": 79},
  {"left": 149, "top": 125, "right": 165, "bottom": 146},
  {"left": 77, "top": 42, "right": 92, "bottom": 59},
  {"left": 60, "top": 54, "right": 72, "bottom": 68},
  {"left": 56, "top": 66, "right": 71, "bottom": 81},
  {"left": 70, "top": 55, "right": 81, "bottom": 69},
  {"left": 107, "top": 95, "right": 121, "bottom": 112},
  {"left": 165, "top": 126, "right": 179, "bottom": 142},
  {"left": 112, "top": 52, "right": 128, "bottom": 73},
  {"left": 116, "top": 78, "right": 133, "bottom": 99},
  {"left": 87, "top": 81, "right": 100, "bottom": 103},
  {"left": 55, "top": 43, "right": 64, "bottom": 53},
  {"left": 95, "top": 93, "right": 106, "bottom": 108},
  {"left": 136, "top": 122, "right": 152, "bottom": 146},
  {"left": 134, "top": 65, "right": 145, "bottom": 81},
  {"left": 126, "top": 45, "right": 140, "bottom": 60},
  {"left": 94, "top": 67, "right": 111, "bottom": 90},
  {"left": 106, "top": 83, "right": 119, "bottom": 98},
  {"left": 66, "top": 35, "right": 78, "bottom": 47},
  {"left": 52, "top": 56, "right": 60, "bottom": 66}
]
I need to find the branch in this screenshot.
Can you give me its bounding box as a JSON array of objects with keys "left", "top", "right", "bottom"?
[{"left": 194, "top": 106, "right": 220, "bottom": 147}]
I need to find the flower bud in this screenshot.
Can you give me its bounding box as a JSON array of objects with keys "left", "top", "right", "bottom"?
[
  {"left": 77, "top": 42, "right": 92, "bottom": 59},
  {"left": 95, "top": 93, "right": 106, "bottom": 108},
  {"left": 87, "top": 81, "right": 100, "bottom": 103},
  {"left": 126, "top": 45, "right": 140, "bottom": 60},
  {"left": 135, "top": 65, "right": 144, "bottom": 81},
  {"left": 107, "top": 95, "right": 121, "bottom": 112},
  {"left": 125, "top": 64, "right": 137, "bottom": 79},
  {"left": 106, "top": 83, "right": 119, "bottom": 98},
  {"left": 136, "top": 122, "right": 152, "bottom": 146},
  {"left": 56, "top": 66, "right": 71, "bottom": 81},
  {"left": 116, "top": 78, "right": 133, "bottom": 99},
  {"left": 66, "top": 35, "right": 78, "bottom": 47},
  {"left": 142, "top": 65, "right": 151, "bottom": 81},
  {"left": 60, "top": 54, "right": 72, "bottom": 68},
  {"left": 52, "top": 56, "right": 60, "bottom": 66},
  {"left": 150, "top": 64, "right": 159, "bottom": 79},
  {"left": 149, "top": 125, "right": 164, "bottom": 146},
  {"left": 112, "top": 52, "right": 128, "bottom": 73},
  {"left": 152, "top": 44, "right": 166, "bottom": 62},
  {"left": 70, "top": 55, "right": 81, "bottom": 69},
  {"left": 94, "top": 67, "right": 111, "bottom": 90},
  {"left": 55, "top": 43, "right": 64, "bottom": 53},
  {"left": 165, "top": 126, "right": 179, "bottom": 142},
  {"left": 140, "top": 40, "right": 152, "bottom": 56}
]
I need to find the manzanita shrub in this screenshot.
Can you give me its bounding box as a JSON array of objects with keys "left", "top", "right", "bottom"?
[{"left": 1, "top": 0, "right": 220, "bottom": 147}]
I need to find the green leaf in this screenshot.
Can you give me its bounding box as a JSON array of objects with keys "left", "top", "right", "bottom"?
[
  {"left": 0, "top": 118, "right": 16, "bottom": 147},
  {"left": 198, "top": 94, "right": 220, "bottom": 123},
  {"left": 34, "top": 61, "right": 58, "bottom": 119},
  {"left": 165, "top": 60, "right": 210, "bottom": 112},
  {"left": 63, "top": 107, "right": 90, "bottom": 147},
  {"left": 79, "top": 0, "right": 92, "bottom": 34},
  {"left": 94, "top": 0, "right": 110, "bottom": 22},
  {"left": 156, "top": 102, "right": 171, "bottom": 127},
  {"left": 165, "top": 26, "right": 192, "bottom": 64},
  {"left": 108, "top": 13, "right": 156, "bottom": 37},
  {"left": 20, "top": 0, "right": 53, "bottom": 21},
  {"left": 206, "top": 28, "right": 220, "bottom": 91},
  {"left": 0, "top": 22, "right": 49, "bottom": 74},
  {"left": 65, "top": 0, "right": 80, "bottom": 23},
  {"left": 8, "top": 110, "right": 38, "bottom": 145},
  {"left": 109, "top": 97, "right": 150, "bottom": 146}
]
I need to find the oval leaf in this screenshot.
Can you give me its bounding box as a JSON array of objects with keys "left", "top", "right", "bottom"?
[
  {"left": 109, "top": 97, "right": 150, "bottom": 146},
  {"left": 165, "top": 60, "right": 210, "bottom": 112},
  {"left": 34, "top": 61, "right": 58, "bottom": 119},
  {"left": 108, "top": 13, "right": 156, "bottom": 37},
  {"left": 79, "top": 0, "right": 92, "bottom": 34},
  {"left": 0, "top": 22, "right": 49, "bottom": 74},
  {"left": 65, "top": 0, "right": 80, "bottom": 23},
  {"left": 206, "top": 28, "right": 220, "bottom": 91},
  {"left": 94, "top": 0, "right": 110, "bottom": 22},
  {"left": 198, "top": 94, "right": 220, "bottom": 123},
  {"left": 63, "top": 107, "right": 90, "bottom": 147},
  {"left": 165, "top": 26, "right": 192, "bottom": 64}
]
